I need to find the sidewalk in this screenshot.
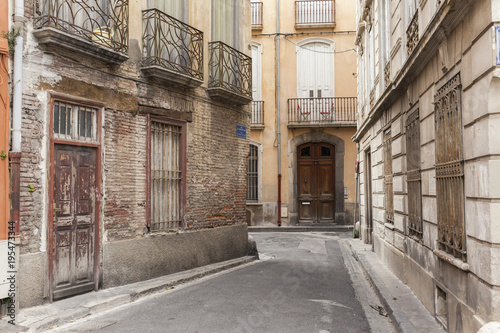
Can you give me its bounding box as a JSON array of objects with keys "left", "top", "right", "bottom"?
[
  {"left": 341, "top": 238, "right": 446, "bottom": 333},
  {"left": 249, "top": 225, "right": 353, "bottom": 232},
  {"left": 0, "top": 256, "right": 256, "bottom": 333}
]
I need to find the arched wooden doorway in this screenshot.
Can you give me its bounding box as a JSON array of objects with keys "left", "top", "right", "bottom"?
[{"left": 297, "top": 142, "right": 335, "bottom": 223}]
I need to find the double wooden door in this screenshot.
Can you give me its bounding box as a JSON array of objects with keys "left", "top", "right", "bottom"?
[
  {"left": 52, "top": 144, "right": 97, "bottom": 300},
  {"left": 297, "top": 143, "right": 335, "bottom": 223}
]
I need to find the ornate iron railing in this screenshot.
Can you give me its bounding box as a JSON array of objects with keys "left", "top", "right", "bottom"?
[
  {"left": 384, "top": 61, "right": 391, "bottom": 88},
  {"left": 251, "top": 101, "right": 264, "bottom": 126},
  {"left": 288, "top": 97, "right": 356, "bottom": 125},
  {"left": 251, "top": 2, "right": 263, "bottom": 28},
  {"left": 295, "top": 0, "right": 334, "bottom": 26},
  {"left": 34, "top": 0, "right": 128, "bottom": 53},
  {"left": 209, "top": 41, "right": 252, "bottom": 100},
  {"left": 142, "top": 9, "right": 203, "bottom": 81},
  {"left": 406, "top": 12, "right": 419, "bottom": 56}
]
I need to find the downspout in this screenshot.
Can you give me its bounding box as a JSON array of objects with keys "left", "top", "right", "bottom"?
[
  {"left": 10, "top": 0, "right": 24, "bottom": 319},
  {"left": 276, "top": 0, "right": 281, "bottom": 226}
]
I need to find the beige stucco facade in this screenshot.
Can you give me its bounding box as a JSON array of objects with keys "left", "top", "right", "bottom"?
[
  {"left": 248, "top": 0, "right": 359, "bottom": 226},
  {"left": 355, "top": 0, "right": 500, "bottom": 330}
]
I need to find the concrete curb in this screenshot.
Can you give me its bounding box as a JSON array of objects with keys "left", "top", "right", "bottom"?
[
  {"left": 343, "top": 239, "right": 445, "bottom": 333},
  {"left": 249, "top": 225, "right": 353, "bottom": 232},
  {"left": 2, "top": 255, "right": 257, "bottom": 333}
]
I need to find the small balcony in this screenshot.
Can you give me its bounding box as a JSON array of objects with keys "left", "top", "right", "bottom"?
[
  {"left": 208, "top": 41, "right": 252, "bottom": 105},
  {"left": 251, "top": 2, "right": 263, "bottom": 30},
  {"left": 34, "top": 0, "right": 129, "bottom": 64},
  {"left": 295, "top": 0, "right": 335, "bottom": 29},
  {"left": 288, "top": 97, "right": 356, "bottom": 127},
  {"left": 251, "top": 101, "right": 264, "bottom": 129},
  {"left": 141, "top": 9, "right": 203, "bottom": 88}
]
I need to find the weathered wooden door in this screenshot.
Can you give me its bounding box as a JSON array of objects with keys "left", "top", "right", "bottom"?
[
  {"left": 53, "top": 144, "right": 96, "bottom": 300},
  {"left": 297, "top": 143, "right": 335, "bottom": 223}
]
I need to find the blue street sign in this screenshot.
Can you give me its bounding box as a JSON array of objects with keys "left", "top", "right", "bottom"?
[
  {"left": 236, "top": 125, "right": 246, "bottom": 138},
  {"left": 496, "top": 26, "right": 500, "bottom": 66}
]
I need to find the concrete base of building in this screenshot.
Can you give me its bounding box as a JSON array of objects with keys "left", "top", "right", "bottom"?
[{"left": 373, "top": 235, "right": 487, "bottom": 333}]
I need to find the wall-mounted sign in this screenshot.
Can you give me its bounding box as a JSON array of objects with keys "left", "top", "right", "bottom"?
[
  {"left": 496, "top": 26, "right": 500, "bottom": 66},
  {"left": 236, "top": 125, "right": 246, "bottom": 138},
  {"left": 302, "top": 202, "right": 311, "bottom": 205}
]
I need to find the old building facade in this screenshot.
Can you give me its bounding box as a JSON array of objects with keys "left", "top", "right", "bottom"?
[
  {"left": 248, "top": 0, "right": 358, "bottom": 226},
  {"left": 355, "top": 0, "right": 500, "bottom": 330},
  {"left": 6, "top": 0, "right": 252, "bottom": 308}
]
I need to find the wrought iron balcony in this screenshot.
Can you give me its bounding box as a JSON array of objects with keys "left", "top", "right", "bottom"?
[
  {"left": 208, "top": 41, "right": 252, "bottom": 105},
  {"left": 141, "top": 9, "right": 203, "bottom": 88},
  {"left": 251, "top": 2, "right": 263, "bottom": 29},
  {"left": 406, "top": 12, "right": 419, "bottom": 56},
  {"left": 295, "top": 0, "right": 335, "bottom": 28},
  {"left": 251, "top": 101, "right": 264, "bottom": 128},
  {"left": 288, "top": 97, "right": 356, "bottom": 127},
  {"left": 34, "top": 0, "right": 129, "bottom": 63}
]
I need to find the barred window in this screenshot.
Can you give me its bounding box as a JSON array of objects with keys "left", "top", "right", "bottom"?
[
  {"left": 53, "top": 100, "right": 97, "bottom": 142},
  {"left": 150, "top": 121, "right": 182, "bottom": 231},
  {"left": 384, "top": 129, "right": 394, "bottom": 224},
  {"left": 247, "top": 144, "right": 258, "bottom": 201},
  {"left": 434, "top": 73, "right": 466, "bottom": 261},
  {"left": 406, "top": 109, "right": 422, "bottom": 238}
]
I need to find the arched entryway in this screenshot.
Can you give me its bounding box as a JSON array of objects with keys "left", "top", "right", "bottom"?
[
  {"left": 288, "top": 132, "right": 345, "bottom": 225},
  {"left": 297, "top": 142, "right": 335, "bottom": 223}
]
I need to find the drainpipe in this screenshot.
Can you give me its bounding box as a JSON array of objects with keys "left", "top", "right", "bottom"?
[
  {"left": 11, "top": 0, "right": 24, "bottom": 234},
  {"left": 10, "top": 0, "right": 24, "bottom": 319},
  {"left": 276, "top": 0, "right": 281, "bottom": 227}
]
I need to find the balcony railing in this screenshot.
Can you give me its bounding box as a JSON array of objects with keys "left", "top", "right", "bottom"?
[
  {"left": 208, "top": 41, "right": 252, "bottom": 105},
  {"left": 288, "top": 97, "right": 356, "bottom": 126},
  {"left": 251, "top": 101, "right": 264, "bottom": 127},
  {"left": 295, "top": 0, "right": 335, "bottom": 27},
  {"left": 142, "top": 9, "right": 203, "bottom": 88},
  {"left": 251, "top": 2, "right": 263, "bottom": 29},
  {"left": 34, "top": 0, "right": 128, "bottom": 60}
]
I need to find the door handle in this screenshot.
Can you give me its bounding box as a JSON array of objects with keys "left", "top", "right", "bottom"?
[{"left": 304, "top": 177, "right": 307, "bottom": 183}]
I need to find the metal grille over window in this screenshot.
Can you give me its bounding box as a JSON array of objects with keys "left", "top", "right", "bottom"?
[
  {"left": 384, "top": 129, "right": 394, "bottom": 224},
  {"left": 151, "top": 122, "right": 182, "bottom": 231},
  {"left": 53, "top": 101, "right": 97, "bottom": 142},
  {"left": 247, "top": 145, "right": 258, "bottom": 201},
  {"left": 406, "top": 109, "right": 422, "bottom": 238},
  {"left": 434, "top": 73, "right": 466, "bottom": 261}
]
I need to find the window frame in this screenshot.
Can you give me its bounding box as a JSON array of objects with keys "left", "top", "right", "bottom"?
[
  {"left": 406, "top": 108, "right": 423, "bottom": 238},
  {"left": 146, "top": 115, "right": 187, "bottom": 231},
  {"left": 434, "top": 73, "right": 466, "bottom": 261},
  {"left": 246, "top": 141, "right": 263, "bottom": 203}
]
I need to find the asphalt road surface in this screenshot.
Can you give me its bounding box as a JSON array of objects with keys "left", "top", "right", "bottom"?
[{"left": 48, "top": 232, "right": 395, "bottom": 333}]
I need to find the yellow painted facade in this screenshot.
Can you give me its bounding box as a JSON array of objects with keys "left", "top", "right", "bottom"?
[{"left": 248, "top": 0, "right": 358, "bottom": 226}]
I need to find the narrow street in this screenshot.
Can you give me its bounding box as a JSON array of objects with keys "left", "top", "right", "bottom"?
[{"left": 46, "top": 232, "right": 395, "bottom": 333}]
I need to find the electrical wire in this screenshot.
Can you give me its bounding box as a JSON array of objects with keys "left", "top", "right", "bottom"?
[{"left": 283, "top": 35, "right": 356, "bottom": 54}]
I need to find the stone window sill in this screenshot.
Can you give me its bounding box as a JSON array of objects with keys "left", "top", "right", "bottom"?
[{"left": 433, "top": 249, "right": 470, "bottom": 272}]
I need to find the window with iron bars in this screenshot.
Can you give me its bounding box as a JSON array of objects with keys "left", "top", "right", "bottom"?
[
  {"left": 53, "top": 100, "right": 98, "bottom": 143},
  {"left": 150, "top": 121, "right": 183, "bottom": 231},
  {"left": 434, "top": 73, "right": 466, "bottom": 261},
  {"left": 384, "top": 129, "right": 394, "bottom": 224},
  {"left": 406, "top": 109, "right": 422, "bottom": 238},
  {"left": 247, "top": 144, "right": 259, "bottom": 201}
]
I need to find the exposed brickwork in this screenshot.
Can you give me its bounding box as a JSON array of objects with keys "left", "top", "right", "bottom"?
[
  {"left": 103, "top": 109, "right": 147, "bottom": 241},
  {"left": 15, "top": 0, "right": 252, "bottom": 306}
]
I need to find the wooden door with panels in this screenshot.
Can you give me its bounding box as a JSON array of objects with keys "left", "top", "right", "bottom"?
[
  {"left": 297, "top": 142, "right": 335, "bottom": 223},
  {"left": 52, "top": 144, "right": 97, "bottom": 300}
]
